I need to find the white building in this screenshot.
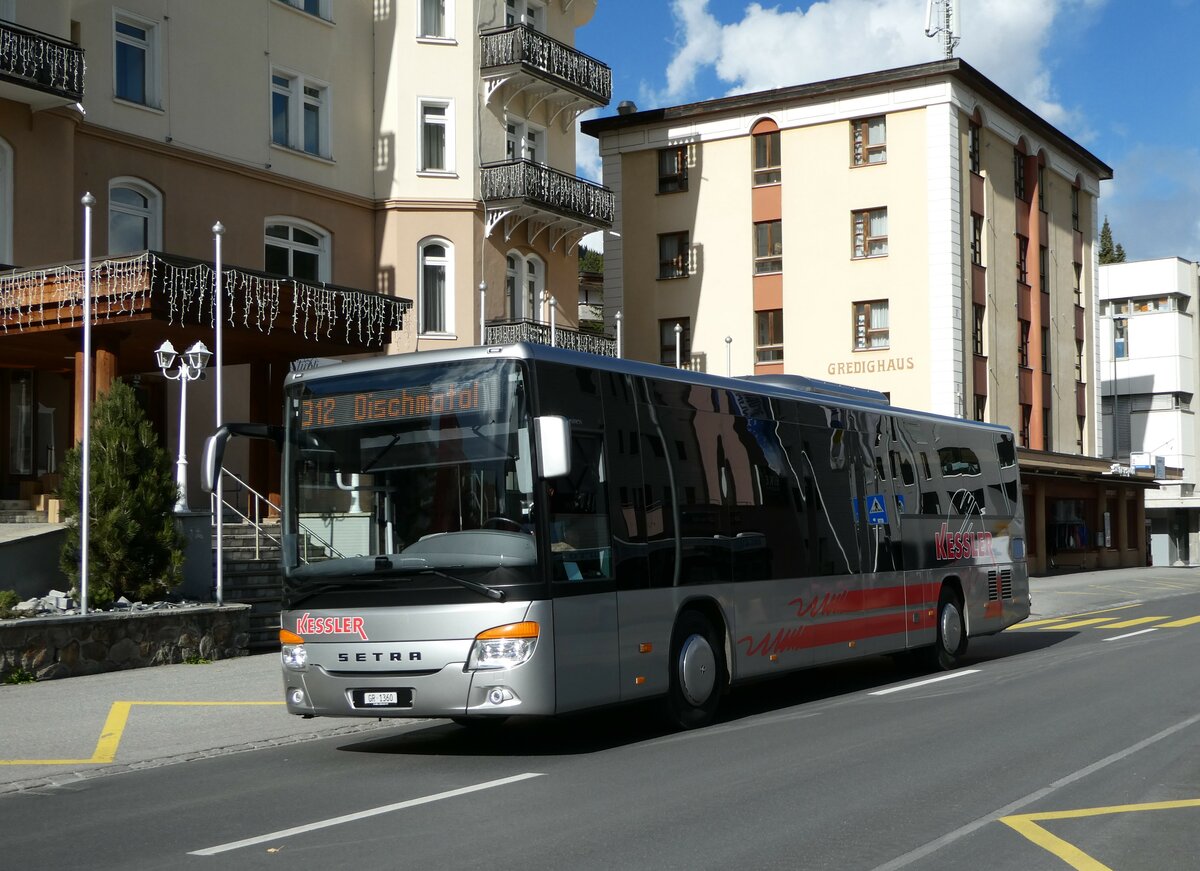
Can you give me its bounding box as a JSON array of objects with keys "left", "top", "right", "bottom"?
[{"left": 1099, "top": 258, "right": 1200, "bottom": 565}]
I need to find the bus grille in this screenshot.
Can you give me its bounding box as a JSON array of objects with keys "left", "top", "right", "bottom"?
[{"left": 987, "top": 568, "right": 1013, "bottom": 601}]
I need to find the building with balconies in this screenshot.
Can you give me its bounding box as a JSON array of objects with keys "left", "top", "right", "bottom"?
[
  {"left": 0, "top": 0, "right": 610, "bottom": 512},
  {"left": 1100, "top": 258, "right": 1200, "bottom": 565}
]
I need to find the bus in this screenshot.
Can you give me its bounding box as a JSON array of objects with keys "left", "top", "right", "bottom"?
[{"left": 203, "top": 342, "right": 1029, "bottom": 729}]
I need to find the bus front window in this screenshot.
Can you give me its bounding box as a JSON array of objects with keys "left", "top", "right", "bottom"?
[{"left": 285, "top": 360, "right": 536, "bottom": 584}]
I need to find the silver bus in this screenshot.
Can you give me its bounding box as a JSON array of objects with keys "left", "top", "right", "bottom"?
[{"left": 204, "top": 342, "right": 1029, "bottom": 729}]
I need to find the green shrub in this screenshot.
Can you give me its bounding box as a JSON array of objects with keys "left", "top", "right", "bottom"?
[
  {"left": 3, "top": 667, "right": 35, "bottom": 685},
  {"left": 57, "top": 379, "right": 184, "bottom": 609},
  {"left": 0, "top": 589, "right": 18, "bottom": 612}
]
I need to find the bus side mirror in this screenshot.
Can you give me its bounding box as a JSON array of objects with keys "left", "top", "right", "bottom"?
[
  {"left": 535, "top": 415, "right": 571, "bottom": 479},
  {"left": 200, "top": 431, "right": 228, "bottom": 493}
]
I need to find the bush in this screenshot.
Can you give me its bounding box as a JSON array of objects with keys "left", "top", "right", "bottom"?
[
  {"left": 0, "top": 588, "right": 17, "bottom": 618},
  {"left": 58, "top": 379, "right": 184, "bottom": 608}
]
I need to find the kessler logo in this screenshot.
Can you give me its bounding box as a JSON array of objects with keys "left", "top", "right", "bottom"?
[
  {"left": 295, "top": 613, "right": 369, "bottom": 641},
  {"left": 934, "top": 522, "right": 993, "bottom": 561}
]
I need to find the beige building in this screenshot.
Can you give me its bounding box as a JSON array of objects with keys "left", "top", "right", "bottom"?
[
  {"left": 584, "top": 59, "right": 1154, "bottom": 573},
  {"left": 0, "top": 0, "right": 611, "bottom": 506}
]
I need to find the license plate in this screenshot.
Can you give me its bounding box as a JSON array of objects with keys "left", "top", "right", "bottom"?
[{"left": 352, "top": 688, "right": 413, "bottom": 708}]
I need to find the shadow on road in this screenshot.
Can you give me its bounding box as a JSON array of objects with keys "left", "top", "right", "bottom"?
[{"left": 335, "top": 629, "right": 1076, "bottom": 759}]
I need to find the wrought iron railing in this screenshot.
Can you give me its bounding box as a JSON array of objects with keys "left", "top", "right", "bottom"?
[
  {"left": 481, "top": 159, "right": 614, "bottom": 228},
  {"left": 479, "top": 24, "right": 610, "bottom": 106},
  {"left": 0, "top": 20, "right": 84, "bottom": 102},
  {"left": 485, "top": 319, "right": 617, "bottom": 357}
]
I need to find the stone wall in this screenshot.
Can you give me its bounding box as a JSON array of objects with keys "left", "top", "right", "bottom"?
[{"left": 0, "top": 605, "right": 251, "bottom": 682}]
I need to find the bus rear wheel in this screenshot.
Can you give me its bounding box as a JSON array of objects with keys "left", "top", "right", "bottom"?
[
  {"left": 933, "top": 586, "right": 968, "bottom": 670},
  {"left": 666, "top": 611, "right": 725, "bottom": 730}
]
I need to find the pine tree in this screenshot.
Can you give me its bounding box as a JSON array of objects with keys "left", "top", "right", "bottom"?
[
  {"left": 1099, "top": 216, "right": 1126, "bottom": 264},
  {"left": 578, "top": 246, "right": 603, "bottom": 273},
  {"left": 58, "top": 379, "right": 184, "bottom": 607}
]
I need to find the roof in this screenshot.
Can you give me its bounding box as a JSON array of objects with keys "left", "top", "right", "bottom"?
[{"left": 581, "top": 58, "right": 1112, "bottom": 180}]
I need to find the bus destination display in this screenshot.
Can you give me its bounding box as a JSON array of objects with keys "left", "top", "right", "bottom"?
[{"left": 300, "top": 377, "right": 499, "bottom": 429}]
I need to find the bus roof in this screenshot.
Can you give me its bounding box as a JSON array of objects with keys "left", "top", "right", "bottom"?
[{"left": 285, "top": 343, "right": 1013, "bottom": 436}]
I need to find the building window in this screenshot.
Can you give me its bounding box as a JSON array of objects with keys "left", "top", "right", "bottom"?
[
  {"left": 1113, "top": 317, "right": 1127, "bottom": 359},
  {"left": 506, "top": 116, "right": 542, "bottom": 163},
  {"left": 506, "top": 0, "right": 544, "bottom": 30},
  {"left": 1020, "top": 405, "right": 1031, "bottom": 448},
  {"left": 505, "top": 251, "right": 542, "bottom": 321},
  {"left": 972, "top": 304, "right": 985, "bottom": 356},
  {"left": 851, "top": 116, "right": 886, "bottom": 165},
  {"left": 272, "top": 70, "right": 330, "bottom": 158},
  {"left": 1072, "top": 186, "right": 1081, "bottom": 231},
  {"left": 114, "top": 12, "right": 159, "bottom": 107},
  {"left": 968, "top": 121, "right": 981, "bottom": 174},
  {"left": 1076, "top": 416, "right": 1085, "bottom": 453},
  {"left": 755, "top": 310, "right": 784, "bottom": 363},
  {"left": 108, "top": 178, "right": 162, "bottom": 255},
  {"left": 419, "top": 0, "right": 450, "bottom": 37},
  {"left": 1017, "top": 235, "right": 1028, "bottom": 284},
  {"left": 280, "top": 0, "right": 330, "bottom": 19},
  {"left": 1014, "top": 150, "right": 1027, "bottom": 201},
  {"left": 971, "top": 214, "right": 983, "bottom": 267},
  {"left": 265, "top": 219, "right": 329, "bottom": 283},
  {"left": 1075, "top": 339, "right": 1084, "bottom": 381},
  {"left": 852, "top": 208, "right": 888, "bottom": 258},
  {"left": 658, "top": 232, "right": 689, "bottom": 279},
  {"left": 1043, "top": 406, "right": 1052, "bottom": 451},
  {"left": 973, "top": 394, "right": 986, "bottom": 422},
  {"left": 1039, "top": 245, "right": 1048, "bottom": 292},
  {"left": 659, "top": 318, "right": 691, "bottom": 367},
  {"left": 1042, "top": 327, "right": 1051, "bottom": 373},
  {"left": 1037, "top": 165, "right": 1046, "bottom": 212},
  {"left": 853, "top": 300, "right": 889, "bottom": 350},
  {"left": 754, "top": 220, "right": 783, "bottom": 274},
  {"left": 419, "top": 237, "right": 453, "bottom": 335},
  {"left": 419, "top": 99, "right": 452, "bottom": 172},
  {"left": 1074, "top": 263, "right": 1082, "bottom": 306},
  {"left": 0, "top": 136, "right": 11, "bottom": 265},
  {"left": 1018, "top": 319, "right": 1030, "bottom": 367},
  {"left": 658, "top": 146, "right": 688, "bottom": 193},
  {"left": 754, "top": 130, "right": 781, "bottom": 185}
]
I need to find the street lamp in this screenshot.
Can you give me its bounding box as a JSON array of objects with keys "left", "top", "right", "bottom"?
[
  {"left": 1111, "top": 314, "right": 1127, "bottom": 460},
  {"left": 156, "top": 339, "right": 212, "bottom": 512}
]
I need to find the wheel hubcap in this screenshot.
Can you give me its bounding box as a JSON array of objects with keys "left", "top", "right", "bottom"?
[
  {"left": 679, "top": 633, "right": 716, "bottom": 707},
  {"left": 941, "top": 604, "right": 962, "bottom": 653}
]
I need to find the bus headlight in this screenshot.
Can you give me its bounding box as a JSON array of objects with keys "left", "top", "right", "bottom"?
[
  {"left": 280, "top": 629, "right": 308, "bottom": 671},
  {"left": 466, "top": 621, "right": 539, "bottom": 671}
]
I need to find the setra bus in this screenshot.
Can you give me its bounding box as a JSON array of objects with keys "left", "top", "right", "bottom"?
[{"left": 202, "top": 342, "right": 1029, "bottom": 729}]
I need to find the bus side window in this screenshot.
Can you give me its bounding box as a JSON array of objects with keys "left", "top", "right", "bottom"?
[{"left": 547, "top": 432, "right": 612, "bottom": 581}]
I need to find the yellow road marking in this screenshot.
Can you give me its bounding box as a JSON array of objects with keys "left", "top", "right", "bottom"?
[
  {"left": 1102, "top": 617, "right": 1169, "bottom": 629},
  {"left": 1042, "top": 618, "right": 1123, "bottom": 630},
  {"left": 1001, "top": 799, "right": 1200, "bottom": 871},
  {"left": 1157, "top": 615, "right": 1200, "bottom": 628},
  {"left": 0, "top": 701, "right": 282, "bottom": 766}
]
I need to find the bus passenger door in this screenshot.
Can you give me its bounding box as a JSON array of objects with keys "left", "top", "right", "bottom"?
[{"left": 536, "top": 362, "right": 621, "bottom": 714}]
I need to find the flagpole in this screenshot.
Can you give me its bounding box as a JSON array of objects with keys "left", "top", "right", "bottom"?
[
  {"left": 80, "top": 192, "right": 95, "bottom": 615},
  {"left": 213, "top": 221, "right": 225, "bottom": 607}
]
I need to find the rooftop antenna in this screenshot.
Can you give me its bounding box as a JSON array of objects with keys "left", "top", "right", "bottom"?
[{"left": 925, "top": 0, "right": 960, "bottom": 58}]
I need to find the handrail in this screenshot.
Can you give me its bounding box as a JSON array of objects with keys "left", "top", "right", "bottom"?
[{"left": 214, "top": 468, "right": 345, "bottom": 562}]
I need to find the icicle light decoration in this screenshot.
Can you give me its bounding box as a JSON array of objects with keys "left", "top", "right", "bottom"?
[{"left": 0, "top": 252, "right": 410, "bottom": 345}]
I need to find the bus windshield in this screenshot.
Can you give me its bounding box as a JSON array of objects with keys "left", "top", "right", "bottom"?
[{"left": 282, "top": 359, "right": 538, "bottom": 592}]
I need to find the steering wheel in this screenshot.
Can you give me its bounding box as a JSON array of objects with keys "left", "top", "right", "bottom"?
[{"left": 482, "top": 516, "right": 524, "bottom": 532}]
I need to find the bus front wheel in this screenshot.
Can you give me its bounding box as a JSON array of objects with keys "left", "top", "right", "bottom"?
[
  {"left": 933, "top": 586, "right": 968, "bottom": 670},
  {"left": 666, "top": 611, "right": 725, "bottom": 730}
]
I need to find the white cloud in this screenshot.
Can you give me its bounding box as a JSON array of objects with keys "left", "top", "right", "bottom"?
[
  {"left": 657, "top": 0, "right": 1105, "bottom": 144},
  {"left": 1102, "top": 146, "right": 1200, "bottom": 261},
  {"left": 575, "top": 107, "right": 603, "bottom": 183}
]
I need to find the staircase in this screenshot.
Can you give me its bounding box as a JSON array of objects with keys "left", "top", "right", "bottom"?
[
  {"left": 0, "top": 499, "right": 49, "bottom": 524},
  {"left": 218, "top": 522, "right": 284, "bottom": 651}
]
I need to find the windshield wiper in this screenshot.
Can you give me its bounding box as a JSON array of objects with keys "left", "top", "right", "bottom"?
[{"left": 424, "top": 568, "right": 506, "bottom": 602}]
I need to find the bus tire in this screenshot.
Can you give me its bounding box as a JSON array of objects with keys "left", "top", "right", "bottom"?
[
  {"left": 666, "top": 610, "right": 725, "bottom": 730},
  {"left": 933, "top": 586, "right": 968, "bottom": 670}
]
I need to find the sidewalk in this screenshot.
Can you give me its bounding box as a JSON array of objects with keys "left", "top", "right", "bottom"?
[{"left": 0, "top": 652, "right": 406, "bottom": 794}]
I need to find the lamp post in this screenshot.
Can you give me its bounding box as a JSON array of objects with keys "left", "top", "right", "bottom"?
[
  {"left": 1112, "top": 314, "right": 1127, "bottom": 460},
  {"left": 156, "top": 339, "right": 212, "bottom": 512}
]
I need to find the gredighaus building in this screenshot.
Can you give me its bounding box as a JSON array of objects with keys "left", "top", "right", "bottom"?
[{"left": 583, "top": 58, "right": 1155, "bottom": 572}]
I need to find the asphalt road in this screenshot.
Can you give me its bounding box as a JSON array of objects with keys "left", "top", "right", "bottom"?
[{"left": 3, "top": 568, "right": 1200, "bottom": 870}]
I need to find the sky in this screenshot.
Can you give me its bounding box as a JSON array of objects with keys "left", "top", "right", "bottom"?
[{"left": 574, "top": 0, "right": 1200, "bottom": 263}]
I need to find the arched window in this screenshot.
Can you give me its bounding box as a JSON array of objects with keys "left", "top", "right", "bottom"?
[
  {"left": 505, "top": 250, "right": 543, "bottom": 320},
  {"left": 0, "top": 136, "right": 11, "bottom": 265},
  {"left": 264, "top": 218, "right": 330, "bottom": 283},
  {"left": 419, "top": 237, "right": 453, "bottom": 335},
  {"left": 108, "top": 177, "right": 162, "bottom": 255}
]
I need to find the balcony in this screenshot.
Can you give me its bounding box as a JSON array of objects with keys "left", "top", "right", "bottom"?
[
  {"left": 482, "top": 159, "right": 613, "bottom": 250},
  {"left": 0, "top": 20, "right": 85, "bottom": 109},
  {"left": 480, "top": 24, "right": 610, "bottom": 125},
  {"left": 485, "top": 319, "right": 616, "bottom": 357}
]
